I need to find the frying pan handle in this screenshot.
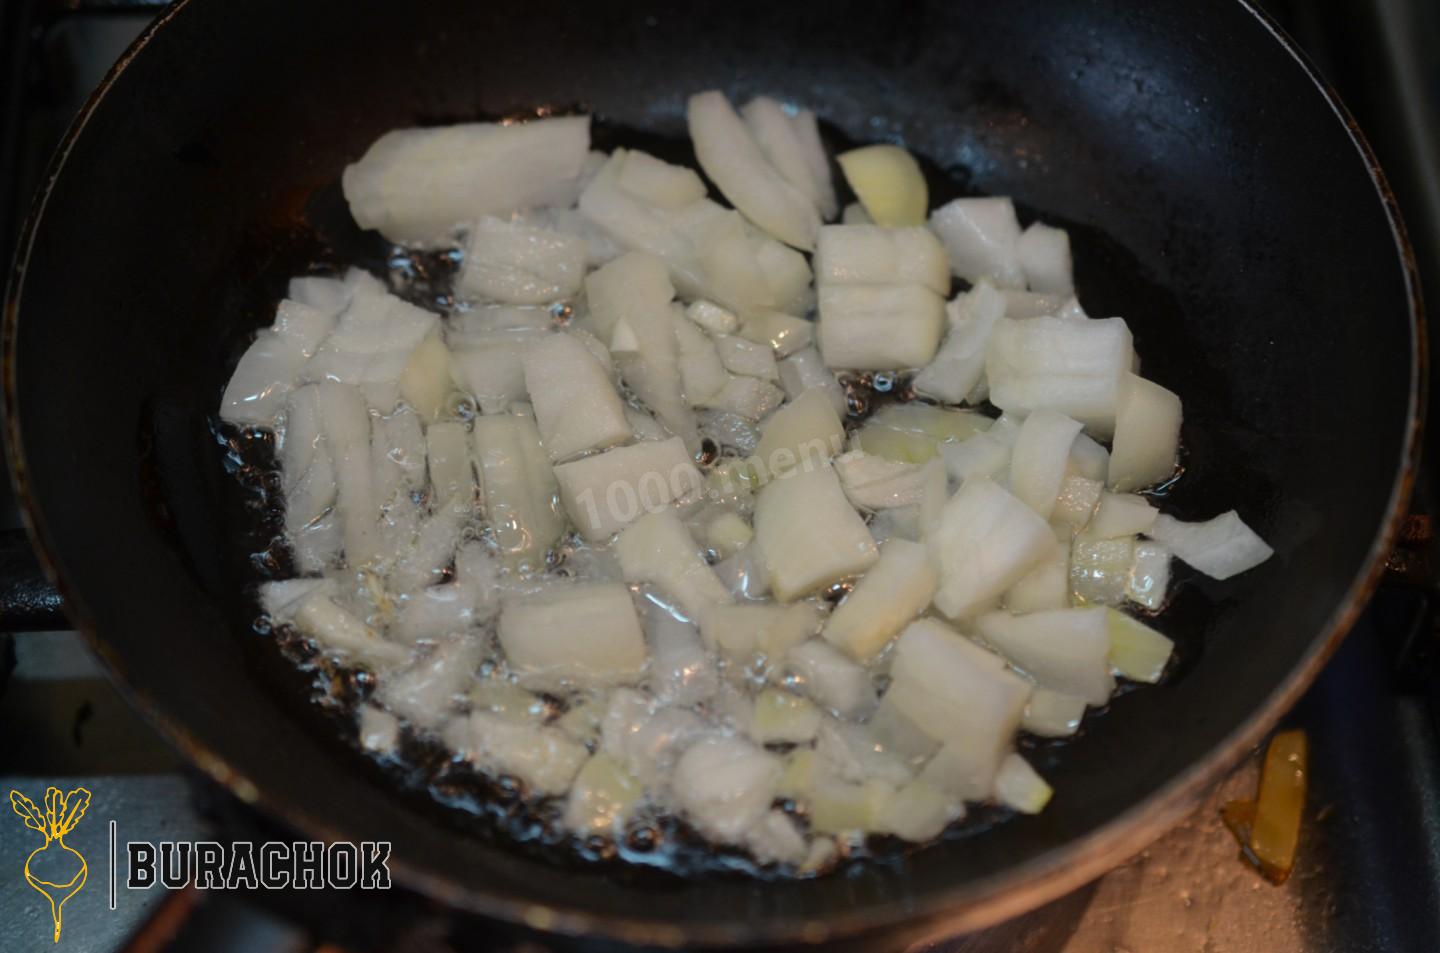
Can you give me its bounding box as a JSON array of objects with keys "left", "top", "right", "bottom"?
[{"left": 0, "top": 528, "right": 67, "bottom": 632}]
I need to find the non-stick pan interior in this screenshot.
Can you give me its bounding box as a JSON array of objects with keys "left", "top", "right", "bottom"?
[{"left": 6, "top": 0, "right": 1417, "bottom": 943}]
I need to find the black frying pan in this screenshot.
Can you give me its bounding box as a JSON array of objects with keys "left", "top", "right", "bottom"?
[{"left": 2, "top": 0, "right": 1424, "bottom": 948}]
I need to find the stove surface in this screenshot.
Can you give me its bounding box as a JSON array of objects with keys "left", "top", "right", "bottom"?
[{"left": 1, "top": 2, "right": 1437, "bottom": 951}]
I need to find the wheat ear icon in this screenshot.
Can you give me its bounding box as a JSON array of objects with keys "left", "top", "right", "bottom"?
[{"left": 10, "top": 787, "right": 90, "bottom": 942}]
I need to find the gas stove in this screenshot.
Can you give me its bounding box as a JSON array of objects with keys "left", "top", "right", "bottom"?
[{"left": 1, "top": 2, "right": 1437, "bottom": 951}]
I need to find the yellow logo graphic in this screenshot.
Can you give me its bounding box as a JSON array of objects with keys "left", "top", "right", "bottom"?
[{"left": 10, "top": 787, "right": 91, "bottom": 943}]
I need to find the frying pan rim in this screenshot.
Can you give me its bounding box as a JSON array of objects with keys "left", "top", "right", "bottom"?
[{"left": 2, "top": 0, "right": 1425, "bottom": 946}]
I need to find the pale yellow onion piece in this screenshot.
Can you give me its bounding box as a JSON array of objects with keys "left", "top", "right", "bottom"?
[
  {"left": 835, "top": 144, "right": 928, "bottom": 226},
  {"left": 1108, "top": 373, "right": 1182, "bottom": 491},
  {"left": 754, "top": 388, "right": 846, "bottom": 481},
  {"left": 751, "top": 688, "right": 823, "bottom": 745},
  {"left": 564, "top": 753, "right": 644, "bottom": 834},
  {"left": 993, "top": 752, "right": 1053, "bottom": 813},
  {"left": 704, "top": 512, "right": 754, "bottom": 559},
  {"left": 753, "top": 464, "right": 879, "bottom": 601},
  {"left": 823, "top": 538, "right": 938, "bottom": 661},
  {"left": 1105, "top": 608, "right": 1174, "bottom": 683},
  {"left": 398, "top": 331, "right": 451, "bottom": 421}
]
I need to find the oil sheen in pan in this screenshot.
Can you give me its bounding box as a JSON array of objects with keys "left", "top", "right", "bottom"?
[{"left": 211, "top": 121, "right": 1190, "bottom": 883}]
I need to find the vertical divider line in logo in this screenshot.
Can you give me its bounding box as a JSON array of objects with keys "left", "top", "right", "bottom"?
[{"left": 109, "top": 820, "right": 117, "bottom": 910}]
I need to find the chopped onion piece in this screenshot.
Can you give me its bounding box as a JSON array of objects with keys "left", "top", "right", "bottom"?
[
  {"left": 1108, "top": 373, "right": 1182, "bottom": 491},
  {"left": 746, "top": 810, "right": 809, "bottom": 867},
  {"left": 1090, "top": 492, "right": 1159, "bottom": 539},
  {"left": 305, "top": 292, "right": 440, "bottom": 412},
  {"left": 221, "top": 300, "right": 336, "bottom": 426},
  {"left": 458, "top": 217, "right": 588, "bottom": 305},
  {"left": 673, "top": 736, "right": 783, "bottom": 843},
  {"left": 700, "top": 602, "right": 820, "bottom": 660},
  {"left": 993, "top": 752, "right": 1053, "bottom": 813},
  {"left": 740, "top": 97, "right": 837, "bottom": 219},
  {"left": 616, "top": 150, "right": 707, "bottom": 208},
  {"left": 976, "top": 607, "right": 1115, "bottom": 706},
  {"left": 929, "top": 477, "right": 1054, "bottom": 620},
  {"left": 1127, "top": 540, "right": 1172, "bottom": 610},
  {"left": 1052, "top": 474, "right": 1104, "bottom": 534},
  {"left": 941, "top": 432, "right": 1012, "bottom": 483},
  {"left": 379, "top": 635, "right": 483, "bottom": 728},
  {"left": 1010, "top": 410, "right": 1085, "bottom": 520},
  {"left": 601, "top": 692, "right": 708, "bottom": 788},
  {"left": 1068, "top": 432, "right": 1111, "bottom": 482},
  {"left": 397, "top": 332, "right": 451, "bottom": 421},
  {"left": 704, "top": 512, "right": 754, "bottom": 560},
  {"left": 643, "top": 604, "right": 717, "bottom": 708},
  {"left": 751, "top": 688, "right": 823, "bottom": 744},
  {"left": 824, "top": 538, "right": 938, "bottom": 661},
  {"left": 697, "top": 375, "right": 786, "bottom": 421},
  {"left": 1106, "top": 609, "right": 1174, "bottom": 683},
  {"left": 854, "top": 404, "right": 992, "bottom": 463},
  {"left": 985, "top": 316, "right": 1135, "bottom": 436},
  {"left": 524, "top": 332, "right": 632, "bottom": 461},
  {"left": 714, "top": 335, "right": 780, "bottom": 380},
  {"left": 791, "top": 108, "right": 838, "bottom": 220},
  {"left": 809, "top": 777, "right": 896, "bottom": 835},
  {"left": 879, "top": 780, "right": 963, "bottom": 841},
  {"left": 737, "top": 310, "right": 814, "bottom": 358},
  {"left": 672, "top": 313, "right": 732, "bottom": 405},
  {"left": 498, "top": 583, "right": 647, "bottom": 688},
  {"left": 287, "top": 273, "right": 354, "bottom": 316},
  {"left": 292, "top": 589, "right": 407, "bottom": 667},
  {"left": 1147, "top": 511, "right": 1273, "bottom": 580},
  {"left": 578, "top": 151, "right": 714, "bottom": 296},
  {"left": 686, "top": 299, "right": 741, "bottom": 335},
  {"left": 1001, "top": 289, "right": 1067, "bottom": 318},
  {"left": 783, "top": 639, "right": 878, "bottom": 717},
  {"left": 817, "top": 283, "right": 945, "bottom": 370},
  {"left": 584, "top": 250, "right": 677, "bottom": 344},
  {"left": 868, "top": 696, "right": 941, "bottom": 761},
  {"left": 471, "top": 413, "right": 563, "bottom": 569},
  {"left": 929, "top": 197, "right": 1024, "bottom": 289},
  {"left": 341, "top": 115, "right": 591, "bottom": 246},
  {"left": 553, "top": 437, "right": 703, "bottom": 541},
  {"left": 888, "top": 621, "right": 1030, "bottom": 797},
  {"left": 912, "top": 280, "right": 1007, "bottom": 404},
  {"left": 1004, "top": 540, "right": 1071, "bottom": 613},
  {"left": 841, "top": 202, "right": 872, "bottom": 225},
  {"left": 448, "top": 330, "right": 542, "bottom": 415},
  {"left": 755, "top": 388, "right": 846, "bottom": 480},
  {"left": 393, "top": 581, "right": 477, "bottom": 644},
  {"left": 833, "top": 452, "right": 937, "bottom": 510},
  {"left": 777, "top": 346, "right": 848, "bottom": 418},
  {"left": 696, "top": 211, "right": 781, "bottom": 314},
  {"left": 813, "top": 225, "right": 950, "bottom": 296},
  {"left": 687, "top": 91, "right": 820, "bottom": 250},
  {"left": 753, "top": 464, "right": 879, "bottom": 601},
  {"left": 314, "top": 381, "right": 379, "bottom": 566},
  {"left": 565, "top": 753, "right": 644, "bottom": 835},
  {"left": 388, "top": 494, "right": 470, "bottom": 593},
  {"left": 616, "top": 510, "right": 733, "bottom": 622},
  {"left": 1016, "top": 222, "right": 1074, "bottom": 295},
  {"left": 1070, "top": 535, "right": 1136, "bottom": 605},
  {"left": 451, "top": 711, "right": 589, "bottom": 796},
  {"left": 596, "top": 259, "right": 697, "bottom": 449},
  {"left": 835, "top": 144, "right": 927, "bottom": 227},
  {"left": 1021, "top": 687, "right": 1087, "bottom": 737},
  {"left": 358, "top": 706, "right": 400, "bottom": 753},
  {"left": 424, "top": 421, "right": 473, "bottom": 502}
]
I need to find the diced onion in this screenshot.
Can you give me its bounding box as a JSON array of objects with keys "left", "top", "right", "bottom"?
[{"left": 1146, "top": 511, "right": 1274, "bottom": 580}]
